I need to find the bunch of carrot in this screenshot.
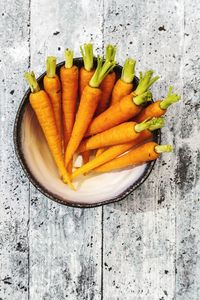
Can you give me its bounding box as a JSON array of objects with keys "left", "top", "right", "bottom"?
[{"left": 24, "top": 43, "right": 180, "bottom": 190}]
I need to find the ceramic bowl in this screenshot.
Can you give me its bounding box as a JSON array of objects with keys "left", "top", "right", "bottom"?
[{"left": 13, "top": 58, "right": 160, "bottom": 208}]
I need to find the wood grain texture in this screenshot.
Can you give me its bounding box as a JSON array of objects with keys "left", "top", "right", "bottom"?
[
  {"left": 102, "top": 0, "right": 186, "bottom": 299},
  {"left": 29, "top": 0, "right": 103, "bottom": 299},
  {"left": 0, "top": 0, "right": 200, "bottom": 299},
  {"left": 0, "top": 0, "right": 30, "bottom": 299}
]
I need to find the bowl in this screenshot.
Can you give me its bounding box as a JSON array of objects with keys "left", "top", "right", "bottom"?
[{"left": 13, "top": 58, "right": 160, "bottom": 208}]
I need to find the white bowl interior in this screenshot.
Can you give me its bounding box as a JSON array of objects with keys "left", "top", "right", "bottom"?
[{"left": 21, "top": 104, "right": 147, "bottom": 205}]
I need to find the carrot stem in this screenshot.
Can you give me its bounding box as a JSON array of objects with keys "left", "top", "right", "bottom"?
[
  {"left": 105, "top": 44, "right": 116, "bottom": 62},
  {"left": 46, "top": 56, "right": 56, "bottom": 78},
  {"left": 155, "top": 144, "right": 173, "bottom": 153},
  {"left": 135, "top": 117, "right": 165, "bottom": 133},
  {"left": 121, "top": 58, "right": 136, "bottom": 84},
  {"left": 134, "top": 70, "right": 159, "bottom": 95},
  {"left": 65, "top": 49, "right": 74, "bottom": 68},
  {"left": 24, "top": 72, "right": 40, "bottom": 93},
  {"left": 89, "top": 56, "right": 116, "bottom": 88},
  {"left": 133, "top": 91, "right": 152, "bottom": 106},
  {"left": 80, "top": 43, "right": 94, "bottom": 71},
  {"left": 160, "top": 86, "right": 181, "bottom": 110}
]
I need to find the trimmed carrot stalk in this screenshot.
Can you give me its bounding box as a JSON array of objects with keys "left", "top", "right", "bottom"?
[
  {"left": 132, "top": 70, "right": 159, "bottom": 96},
  {"left": 78, "top": 117, "right": 164, "bottom": 152},
  {"left": 24, "top": 72, "right": 74, "bottom": 190},
  {"left": 86, "top": 90, "right": 152, "bottom": 137},
  {"left": 95, "top": 44, "right": 117, "bottom": 115},
  {"left": 72, "top": 118, "right": 164, "bottom": 178},
  {"left": 43, "top": 57, "right": 62, "bottom": 142},
  {"left": 79, "top": 43, "right": 95, "bottom": 95},
  {"left": 94, "top": 142, "right": 173, "bottom": 174},
  {"left": 134, "top": 86, "right": 181, "bottom": 123},
  {"left": 60, "top": 49, "right": 79, "bottom": 149},
  {"left": 96, "top": 147, "right": 107, "bottom": 157},
  {"left": 65, "top": 56, "right": 116, "bottom": 167},
  {"left": 111, "top": 58, "right": 136, "bottom": 105}
]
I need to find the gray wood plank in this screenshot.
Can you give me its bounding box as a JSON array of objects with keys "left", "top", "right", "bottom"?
[
  {"left": 29, "top": 0, "right": 103, "bottom": 299},
  {"left": 175, "top": 0, "right": 200, "bottom": 299},
  {"left": 0, "top": 0, "right": 30, "bottom": 299},
  {"left": 102, "top": 0, "right": 183, "bottom": 299}
]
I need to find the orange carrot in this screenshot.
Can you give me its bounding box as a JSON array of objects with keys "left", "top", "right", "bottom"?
[
  {"left": 71, "top": 118, "right": 164, "bottom": 179},
  {"left": 95, "top": 44, "right": 117, "bottom": 115},
  {"left": 65, "top": 56, "right": 116, "bottom": 167},
  {"left": 134, "top": 86, "right": 181, "bottom": 122},
  {"left": 111, "top": 58, "right": 136, "bottom": 105},
  {"left": 79, "top": 43, "right": 95, "bottom": 165},
  {"left": 43, "top": 56, "right": 62, "bottom": 142},
  {"left": 24, "top": 72, "right": 74, "bottom": 189},
  {"left": 82, "top": 151, "right": 90, "bottom": 165},
  {"left": 94, "top": 142, "right": 172, "bottom": 174},
  {"left": 60, "top": 49, "right": 79, "bottom": 148},
  {"left": 86, "top": 70, "right": 159, "bottom": 136},
  {"left": 78, "top": 118, "right": 164, "bottom": 152},
  {"left": 79, "top": 43, "right": 95, "bottom": 95},
  {"left": 96, "top": 148, "right": 107, "bottom": 157}
]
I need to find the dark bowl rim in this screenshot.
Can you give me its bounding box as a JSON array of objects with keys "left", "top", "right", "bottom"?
[{"left": 13, "top": 58, "right": 161, "bottom": 208}]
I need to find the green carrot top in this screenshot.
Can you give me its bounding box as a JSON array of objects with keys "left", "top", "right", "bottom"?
[
  {"left": 80, "top": 43, "right": 94, "bottom": 72},
  {"left": 134, "top": 117, "right": 165, "bottom": 133},
  {"left": 155, "top": 144, "right": 173, "bottom": 153},
  {"left": 105, "top": 44, "right": 117, "bottom": 62},
  {"left": 46, "top": 56, "right": 57, "bottom": 78},
  {"left": 24, "top": 71, "right": 40, "bottom": 93},
  {"left": 64, "top": 49, "right": 74, "bottom": 68},
  {"left": 89, "top": 56, "right": 116, "bottom": 88},
  {"left": 134, "top": 70, "right": 159, "bottom": 96},
  {"left": 160, "top": 86, "right": 181, "bottom": 110},
  {"left": 121, "top": 58, "right": 136, "bottom": 84},
  {"left": 133, "top": 91, "right": 152, "bottom": 106}
]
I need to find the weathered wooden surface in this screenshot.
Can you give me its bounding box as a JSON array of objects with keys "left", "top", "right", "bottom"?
[{"left": 0, "top": 0, "right": 200, "bottom": 299}]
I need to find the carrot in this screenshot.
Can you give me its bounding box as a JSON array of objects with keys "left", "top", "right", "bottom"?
[
  {"left": 24, "top": 72, "right": 74, "bottom": 190},
  {"left": 86, "top": 70, "right": 159, "bottom": 137},
  {"left": 111, "top": 58, "right": 136, "bottom": 105},
  {"left": 94, "top": 142, "right": 172, "bottom": 174},
  {"left": 65, "top": 56, "right": 116, "bottom": 167},
  {"left": 96, "top": 148, "right": 107, "bottom": 157},
  {"left": 78, "top": 117, "right": 164, "bottom": 152},
  {"left": 134, "top": 86, "right": 181, "bottom": 122},
  {"left": 60, "top": 49, "right": 79, "bottom": 148},
  {"left": 95, "top": 44, "right": 117, "bottom": 115},
  {"left": 71, "top": 118, "right": 164, "bottom": 179},
  {"left": 43, "top": 57, "right": 62, "bottom": 142},
  {"left": 79, "top": 43, "right": 95, "bottom": 96},
  {"left": 79, "top": 43, "right": 95, "bottom": 165},
  {"left": 82, "top": 151, "right": 90, "bottom": 165}
]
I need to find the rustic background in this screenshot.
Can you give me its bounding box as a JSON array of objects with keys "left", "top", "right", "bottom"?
[{"left": 0, "top": 0, "right": 200, "bottom": 299}]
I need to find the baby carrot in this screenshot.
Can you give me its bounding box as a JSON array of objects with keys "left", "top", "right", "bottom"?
[
  {"left": 95, "top": 44, "right": 117, "bottom": 115},
  {"left": 79, "top": 43, "right": 95, "bottom": 95},
  {"left": 134, "top": 86, "right": 181, "bottom": 122},
  {"left": 60, "top": 49, "right": 79, "bottom": 148},
  {"left": 24, "top": 72, "right": 74, "bottom": 190},
  {"left": 96, "top": 148, "right": 107, "bottom": 157},
  {"left": 86, "top": 70, "right": 158, "bottom": 136},
  {"left": 78, "top": 118, "right": 163, "bottom": 152},
  {"left": 111, "top": 58, "right": 136, "bottom": 105},
  {"left": 43, "top": 56, "right": 62, "bottom": 141},
  {"left": 71, "top": 118, "right": 164, "bottom": 179},
  {"left": 65, "top": 56, "right": 116, "bottom": 167},
  {"left": 94, "top": 142, "right": 172, "bottom": 174},
  {"left": 79, "top": 43, "right": 95, "bottom": 165}
]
